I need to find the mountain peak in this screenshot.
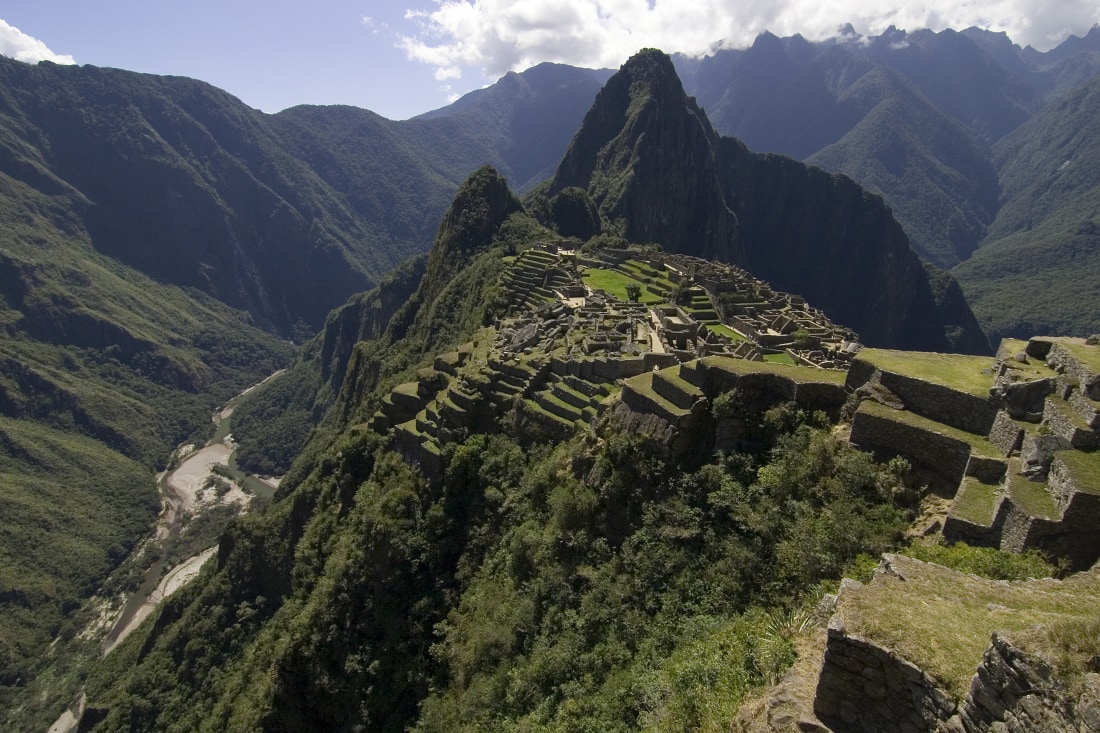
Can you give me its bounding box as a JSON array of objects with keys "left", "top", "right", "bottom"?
[{"left": 550, "top": 48, "right": 742, "bottom": 263}]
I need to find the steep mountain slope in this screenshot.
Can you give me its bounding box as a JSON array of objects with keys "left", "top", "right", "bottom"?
[
  {"left": 953, "top": 77, "right": 1100, "bottom": 339},
  {"left": 72, "top": 163, "right": 921, "bottom": 733},
  {"left": 674, "top": 32, "right": 1003, "bottom": 268},
  {"left": 0, "top": 56, "right": 429, "bottom": 334},
  {"left": 674, "top": 26, "right": 1100, "bottom": 275},
  {"left": 0, "top": 129, "right": 293, "bottom": 719},
  {"left": 806, "top": 67, "right": 998, "bottom": 265},
  {"left": 416, "top": 62, "right": 613, "bottom": 190},
  {"left": 0, "top": 55, "right": 611, "bottom": 334},
  {"left": 552, "top": 49, "right": 987, "bottom": 353},
  {"left": 549, "top": 49, "right": 743, "bottom": 264}
]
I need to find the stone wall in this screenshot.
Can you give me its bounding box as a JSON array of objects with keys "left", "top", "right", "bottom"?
[
  {"left": 1045, "top": 343, "right": 1096, "bottom": 391},
  {"left": 548, "top": 355, "right": 648, "bottom": 381},
  {"left": 943, "top": 510, "right": 1004, "bottom": 547},
  {"left": 815, "top": 595, "right": 957, "bottom": 731},
  {"left": 964, "top": 454, "right": 1008, "bottom": 485},
  {"left": 850, "top": 405, "right": 972, "bottom": 490},
  {"left": 987, "top": 411, "right": 1024, "bottom": 455},
  {"left": 877, "top": 370, "right": 1000, "bottom": 435},
  {"left": 943, "top": 633, "right": 1100, "bottom": 733},
  {"left": 1043, "top": 397, "right": 1100, "bottom": 449}
]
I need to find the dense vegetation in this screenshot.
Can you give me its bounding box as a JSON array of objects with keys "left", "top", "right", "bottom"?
[
  {"left": 82, "top": 403, "right": 912, "bottom": 731},
  {"left": 4, "top": 26, "right": 1099, "bottom": 725},
  {"left": 66, "top": 165, "right": 923, "bottom": 732}
]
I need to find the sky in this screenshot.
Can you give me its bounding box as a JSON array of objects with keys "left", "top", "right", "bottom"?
[{"left": 1, "top": 1, "right": 1098, "bottom": 120}]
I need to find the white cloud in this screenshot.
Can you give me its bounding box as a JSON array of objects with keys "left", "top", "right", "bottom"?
[
  {"left": 397, "top": 0, "right": 1100, "bottom": 80},
  {"left": 0, "top": 19, "right": 75, "bottom": 64}
]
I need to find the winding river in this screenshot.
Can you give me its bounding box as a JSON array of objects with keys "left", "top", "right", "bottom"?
[{"left": 47, "top": 371, "right": 283, "bottom": 733}]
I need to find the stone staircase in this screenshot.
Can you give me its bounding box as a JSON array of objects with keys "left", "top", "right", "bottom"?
[{"left": 506, "top": 249, "right": 574, "bottom": 310}]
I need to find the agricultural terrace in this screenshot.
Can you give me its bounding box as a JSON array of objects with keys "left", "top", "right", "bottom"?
[{"left": 858, "top": 349, "right": 995, "bottom": 397}]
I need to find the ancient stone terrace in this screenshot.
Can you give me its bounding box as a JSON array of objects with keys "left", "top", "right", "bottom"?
[
  {"left": 374, "top": 241, "right": 1100, "bottom": 567},
  {"left": 846, "top": 338, "right": 1100, "bottom": 569},
  {"left": 544, "top": 246, "right": 859, "bottom": 369}
]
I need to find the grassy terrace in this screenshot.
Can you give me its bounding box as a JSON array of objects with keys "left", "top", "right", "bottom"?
[
  {"left": 701, "top": 356, "right": 847, "bottom": 384},
  {"left": 622, "top": 372, "right": 689, "bottom": 415},
  {"left": 951, "top": 477, "right": 1002, "bottom": 525},
  {"left": 763, "top": 352, "right": 796, "bottom": 365},
  {"left": 996, "top": 338, "right": 1061, "bottom": 382},
  {"left": 858, "top": 348, "right": 994, "bottom": 398},
  {"left": 1045, "top": 337, "right": 1100, "bottom": 373},
  {"left": 704, "top": 323, "right": 748, "bottom": 343},
  {"left": 840, "top": 554, "right": 1100, "bottom": 698},
  {"left": 1005, "top": 466, "right": 1060, "bottom": 519},
  {"left": 1055, "top": 449, "right": 1100, "bottom": 494},
  {"left": 858, "top": 401, "right": 1001, "bottom": 458},
  {"left": 581, "top": 267, "right": 664, "bottom": 304}
]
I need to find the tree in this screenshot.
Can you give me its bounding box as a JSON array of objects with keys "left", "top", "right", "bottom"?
[{"left": 625, "top": 283, "right": 642, "bottom": 302}]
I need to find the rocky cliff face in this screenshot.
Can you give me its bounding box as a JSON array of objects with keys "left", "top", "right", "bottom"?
[
  {"left": 549, "top": 49, "right": 988, "bottom": 353},
  {"left": 550, "top": 49, "right": 743, "bottom": 264},
  {"left": 721, "top": 137, "right": 983, "bottom": 352}
]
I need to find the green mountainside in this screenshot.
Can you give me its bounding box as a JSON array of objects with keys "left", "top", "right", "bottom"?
[
  {"left": 0, "top": 55, "right": 609, "bottom": 712},
  {"left": 672, "top": 25, "right": 1100, "bottom": 342},
  {"left": 953, "top": 77, "right": 1100, "bottom": 339},
  {"left": 0, "top": 135, "right": 293, "bottom": 715},
  {"left": 2, "top": 30, "right": 1098, "bottom": 730},
  {"left": 68, "top": 165, "right": 906, "bottom": 732},
  {"left": 71, "top": 158, "right": 1100, "bottom": 732}
]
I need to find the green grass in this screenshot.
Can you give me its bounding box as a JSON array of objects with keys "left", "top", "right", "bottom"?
[
  {"left": 1054, "top": 450, "right": 1100, "bottom": 495},
  {"left": 858, "top": 349, "right": 995, "bottom": 397},
  {"left": 1005, "top": 469, "right": 1060, "bottom": 519},
  {"left": 701, "top": 355, "right": 848, "bottom": 385},
  {"left": 951, "top": 477, "right": 1003, "bottom": 524},
  {"left": 763, "top": 352, "right": 797, "bottom": 365},
  {"left": 705, "top": 323, "right": 747, "bottom": 342},
  {"left": 858, "top": 401, "right": 1001, "bottom": 458},
  {"left": 1047, "top": 338, "right": 1100, "bottom": 374},
  {"left": 840, "top": 554, "right": 1100, "bottom": 697},
  {"left": 582, "top": 267, "right": 663, "bottom": 304}
]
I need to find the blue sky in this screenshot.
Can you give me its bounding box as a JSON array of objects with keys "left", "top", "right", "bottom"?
[{"left": 2, "top": 1, "right": 1098, "bottom": 120}]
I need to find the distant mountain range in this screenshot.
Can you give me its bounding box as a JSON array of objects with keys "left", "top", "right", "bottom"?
[{"left": 670, "top": 24, "right": 1100, "bottom": 340}]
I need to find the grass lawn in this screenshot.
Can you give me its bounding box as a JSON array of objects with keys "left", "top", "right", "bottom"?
[
  {"left": 1004, "top": 464, "right": 1060, "bottom": 519},
  {"left": 705, "top": 323, "right": 747, "bottom": 343},
  {"left": 859, "top": 349, "right": 994, "bottom": 397},
  {"left": 840, "top": 554, "right": 1100, "bottom": 697},
  {"left": 763, "top": 351, "right": 797, "bottom": 365},
  {"left": 582, "top": 268, "right": 663, "bottom": 304},
  {"left": 701, "top": 356, "right": 848, "bottom": 385},
  {"left": 1046, "top": 337, "right": 1100, "bottom": 374},
  {"left": 1054, "top": 449, "right": 1100, "bottom": 495},
  {"left": 951, "top": 477, "right": 1002, "bottom": 524},
  {"left": 858, "top": 401, "right": 1001, "bottom": 457}
]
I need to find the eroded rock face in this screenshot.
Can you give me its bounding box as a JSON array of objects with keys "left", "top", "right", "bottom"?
[
  {"left": 946, "top": 634, "right": 1100, "bottom": 733},
  {"left": 550, "top": 49, "right": 742, "bottom": 264}
]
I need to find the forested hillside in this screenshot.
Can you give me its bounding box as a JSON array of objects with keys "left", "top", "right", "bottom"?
[
  {"left": 74, "top": 166, "right": 918, "bottom": 732},
  {"left": 0, "top": 55, "right": 605, "bottom": 716},
  {"left": 3, "top": 25, "right": 1098, "bottom": 729}
]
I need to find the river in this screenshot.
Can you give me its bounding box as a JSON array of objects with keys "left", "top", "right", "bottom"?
[{"left": 47, "top": 370, "right": 284, "bottom": 733}]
